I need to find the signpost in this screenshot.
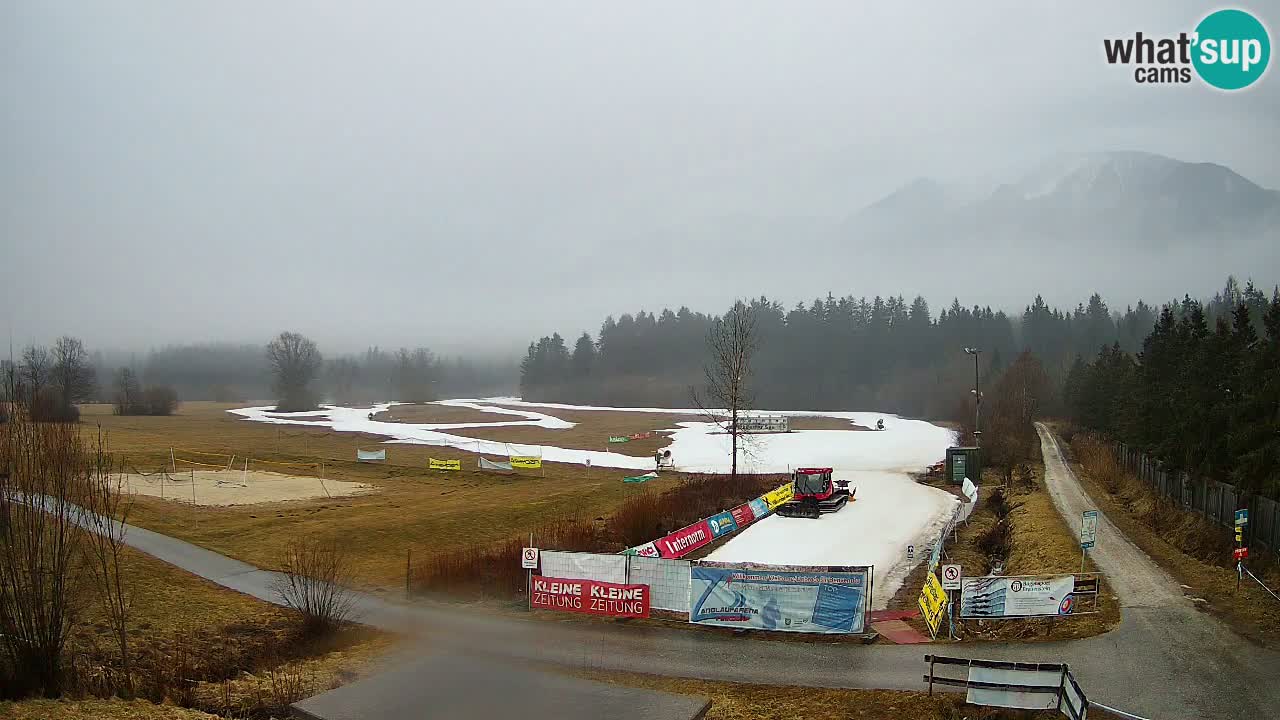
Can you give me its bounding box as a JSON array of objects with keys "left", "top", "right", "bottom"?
[
  {"left": 522, "top": 543, "right": 538, "bottom": 600},
  {"left": 907, "top": 544, "right": 915, "bottom": 561},
  {"left": 521, "top": 547, "right": 540, "bottom": 570},
  {"left": 918, "top": 571, "right": 948, "bottom": 639},
  {"left": 1235, "top": 509, "right": 1249, "bottom": 592},
  {"left": 942, "top": 564, "right": 962, "bottom": 591},
  {"left": 1079, "top": 510, "right": 1098, "bottom": 572}
]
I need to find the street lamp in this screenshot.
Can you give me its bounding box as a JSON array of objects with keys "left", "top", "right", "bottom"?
[{"left": 964, "top": 347, "right": 982, "bottom": 447}]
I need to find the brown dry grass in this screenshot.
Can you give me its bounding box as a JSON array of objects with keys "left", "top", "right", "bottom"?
[
  {"left": 412, "top": 473, "right": 782, "bottom": 598},
  {"left": 1064, "top": 430, "right": 1280, "bottom": 647},
  {"left": 79, "top": 402, "right": 696, "bottom": 589},
  {"left": 370, "top": 403, "right": 509, "bottom": 425},
  {"left": 73, "top": 546, "right": 395, "bottom": 673},
  {"left": 80, "top": 547, "right": 287, "bottom": 639},
  {"left": 886, "top": 464, "right": 1119, "bottom": 643},
  {"left": 446, "top": 406, "right": 698, "bottom": 457},
  {"left": 571, "top": 670, "right": 1068, "bottom": 720},
  {"left": 0, "top": 699, "right": 221, "bottom": 719}
]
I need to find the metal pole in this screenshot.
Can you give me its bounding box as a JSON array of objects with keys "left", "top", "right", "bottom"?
[
  {"left": 527, "top": 531, "right": 533, "bottom": 604},
  {"left": 973, "top": 352, "right": 981, "bottom": 447}
]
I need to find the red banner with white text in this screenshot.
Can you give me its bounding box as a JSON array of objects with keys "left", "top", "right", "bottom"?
[
  {"left": 530, "top": 576, "right": 651, "bottom": 618},
  {"left": 655, "top": 519, "right": 713, "bottom": 558}
]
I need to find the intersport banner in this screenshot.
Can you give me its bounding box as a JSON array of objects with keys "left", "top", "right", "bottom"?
[
  {"left": 655, "top": 520, "right": 713, "bottom": 558},
  {"left": 960, "top": 575, "right": 1077, "bottom": 619},
  {"left": 530, "top": 576, "right": 650, "bottom": 618},
  {"left": 690, "top": 563, "right": 871, "bottom": 634},
  {"left": 620, "top": 481, "right": 790, "bottom": 557},
  {"left": 428, "top": 458, "right": 461, "bottom": 471}
]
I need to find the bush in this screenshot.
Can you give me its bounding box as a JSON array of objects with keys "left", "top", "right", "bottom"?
[
  {"left": 29, "top": 387, "right": 78, "bottom": 422},
  {"left": 272, "top": 538, "right": 356, "bottom": 635},
  {"left": 142, "top": 386, "right": 179, "bottom": 416}
]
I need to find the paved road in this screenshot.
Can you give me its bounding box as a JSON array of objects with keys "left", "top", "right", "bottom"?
[{"left": 111, "top": 429, "right": 1280, "bottom": 719}]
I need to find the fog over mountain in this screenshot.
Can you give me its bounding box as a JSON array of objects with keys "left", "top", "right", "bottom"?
[{"left": 3, "top": 2, "right": 1278, "bottom": 357}]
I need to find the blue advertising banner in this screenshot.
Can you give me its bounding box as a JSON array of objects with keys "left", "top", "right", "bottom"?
[
  {"left": 706, "top": 511, "right": 738, "bottom": 537},
  {"left": 748, "top": 498, "right": 769, "bottom": 519},
  {"left": 689, "top": 563, "right": 871, "bottom": 634}
]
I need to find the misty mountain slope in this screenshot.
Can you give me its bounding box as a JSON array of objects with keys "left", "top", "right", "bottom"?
[{"left": 847, "top": 151, "right": 1280, "bottom": 250}]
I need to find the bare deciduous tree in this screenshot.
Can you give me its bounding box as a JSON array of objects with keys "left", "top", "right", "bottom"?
[
  {"left": 19, "top": 345, "right": 51, "bottom": 405},
  {"left": 692, "top": 301, "right": 758, "bottom": 485},
  {"left": 266, "top": 332, "right": 323, "bottom": 412},
  {"left": 326, "top": 358, "right": 360, "bottom": 406},
  {"left": 81, "top": 429, "right": 134, "bottom": 690},
  {"left": 272, "top": 538, "right": 356, "bottom": 635},
  {"left": 142, "top": 385, "right": 179, "bottom": 416},
  {"left": 51, "top": 336, "right": 97, "bottom": 408},
  {"left": 113, "top": 368, "right": 143, "bottom": 416},
  {"left": 1, "top": 411, "right": 103, "bottom": 696}
]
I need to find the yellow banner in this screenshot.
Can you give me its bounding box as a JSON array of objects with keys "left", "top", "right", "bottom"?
[
  {"left": 509, "top": 456, "right": 543, "bottom": 469},
  {"left": 429, "top": 458, "right": 461, "bottom": 471},
  {"left": 762, "top": 483, "right": 794, "bottom": 510},
  {"left": 918, "top": 571, "right": 948, "bottom": 637}
]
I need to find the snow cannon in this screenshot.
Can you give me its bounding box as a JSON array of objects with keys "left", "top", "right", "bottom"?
[{"left": 776, "top": 467, "right": 853, "bottom": 519}]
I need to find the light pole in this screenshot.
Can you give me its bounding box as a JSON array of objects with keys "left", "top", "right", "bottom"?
[{"left": 964, "top": 347, "right": 982, "bottom": 447}]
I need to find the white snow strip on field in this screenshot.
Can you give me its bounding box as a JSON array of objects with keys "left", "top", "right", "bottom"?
[{"left": 229, "top": 402, "right": 654, "bottom": 469}]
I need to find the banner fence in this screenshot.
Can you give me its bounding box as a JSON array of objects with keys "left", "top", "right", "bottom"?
[
  {"left": 689, "top": 562, "right": 872, "bottom": 634},
  {"left": 540, "top": 550, "right": 691, "bottom": 613}
]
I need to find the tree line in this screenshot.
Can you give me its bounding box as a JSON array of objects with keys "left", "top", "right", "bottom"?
[
  {"left": 139, "top": 341, "right": 516, "bottom": 406},
  {"left": 1, "top": 336, "right": 179, "bottom": 420},
  {"left": 1, "top": 337, "right": 518, "bottom": 418},
  {"left": 518, "top": 287, "right": 1209, "bottom": 417},
  {"left": 1064, "top": 282, "right": 1280, "bottom": 496}
]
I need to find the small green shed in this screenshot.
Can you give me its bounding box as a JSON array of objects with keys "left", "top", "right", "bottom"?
[{"left": 946, "top": 446, "right": 982, "bottom": 486}]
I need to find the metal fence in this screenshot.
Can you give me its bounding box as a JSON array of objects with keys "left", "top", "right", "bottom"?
[
  {"left": 1114, "top": 442, "right": 1280, "bottom": 555},
  {"left": 539, "top": 550, "right": 691, "bottom": 613}
]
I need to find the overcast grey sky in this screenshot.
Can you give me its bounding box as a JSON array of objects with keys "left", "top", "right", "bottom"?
[{"left": 3, "top": 1, "right": 1278, "bottom": 354}]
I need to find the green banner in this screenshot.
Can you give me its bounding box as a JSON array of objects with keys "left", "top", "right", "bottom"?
[
  {"left": 623, "top": 472, "right": 657, "bottom": 483},
  {"left": 608, "top": 436, "right": 630, "bottom": 444}
]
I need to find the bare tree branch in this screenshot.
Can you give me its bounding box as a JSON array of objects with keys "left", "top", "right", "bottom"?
[{"left": 691, "top": 301, "right": 759, "bottom": 485}]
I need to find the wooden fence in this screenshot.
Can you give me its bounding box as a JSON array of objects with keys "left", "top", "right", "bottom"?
[{"left": 1115, "top": 442, "right": 1280, "bottom": 556}]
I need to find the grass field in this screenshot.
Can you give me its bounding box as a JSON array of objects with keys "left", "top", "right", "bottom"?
[
  {"left": 82, "top": 402, "right": 694, "bottom": 588},
  {"left": 373, "top": 401, "right": 869, "bottom": 457},
  {"left": 443, "top": 405, "right": 699, "bottom": 457},
  {"left": 0, "top": 544, "right": 396, "bottom": 719},
  {"left": 370, "top": 403, "right": 512, "bottom": 425},
  {"left": 571, "top": 670, "right": 1090, "bottom": 719},
  {"left": 0, "top": 700, "right": 221, "bottom": 719}
]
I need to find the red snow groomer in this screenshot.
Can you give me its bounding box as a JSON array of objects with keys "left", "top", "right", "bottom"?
[{"left": 775, "top": 467, "right": 854, "bottom": 519}]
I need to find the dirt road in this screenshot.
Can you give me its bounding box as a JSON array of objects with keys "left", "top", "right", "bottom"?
[{"left": 1036, "top": 423, "right": 1280, "bottom": 717}]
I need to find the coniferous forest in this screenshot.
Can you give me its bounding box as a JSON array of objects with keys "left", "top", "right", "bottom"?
[
  {"left": 1064, "top": 282, "right": 1280, "bottom": 495},
  {"left": 521, "top": 278, "right": 1280, "bottom": 494}
]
